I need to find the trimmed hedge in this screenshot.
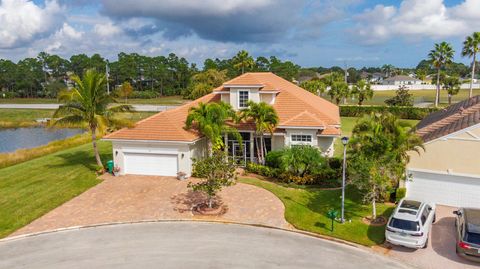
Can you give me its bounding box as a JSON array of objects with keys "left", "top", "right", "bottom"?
[{"left": 340, "top": 105, "right": 440, "bottom": 120}]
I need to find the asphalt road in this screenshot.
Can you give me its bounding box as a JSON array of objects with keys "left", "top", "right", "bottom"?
[
  {"left": 0, "top": 104, "right": 176, "bottom": 112},
  {"left": 0, "top": 222, "right": 412, "bottom": 269}
]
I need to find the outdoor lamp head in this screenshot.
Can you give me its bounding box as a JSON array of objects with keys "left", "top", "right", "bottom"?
[{"left": 341, "top": 136, "right": 349, "bottom": 146}]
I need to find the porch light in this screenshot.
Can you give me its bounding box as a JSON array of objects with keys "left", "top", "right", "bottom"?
[{"left": 341, "top": 136, "right": 349, "bottom": 146}]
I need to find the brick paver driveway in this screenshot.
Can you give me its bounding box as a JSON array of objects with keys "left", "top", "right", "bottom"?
[
  {"left": 12, "top": 175, "right": 289, "bottom": 236},
  {"left": 375, "top": 205, "right": 479, "bottom": 269}
]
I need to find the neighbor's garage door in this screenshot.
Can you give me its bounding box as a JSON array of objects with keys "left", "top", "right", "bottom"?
[
  {"left": 406, "top": 170, "right": 480, "bottom": 208},
  {"left": 124, "top": 153, "right": 178, "bottom": 176}
]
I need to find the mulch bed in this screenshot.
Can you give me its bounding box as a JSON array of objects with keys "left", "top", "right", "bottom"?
[
  {"left": 192, "top": 203, "right": 228, "bottom": 216},
  {"left": 362, "top": 216, "right": 387, "bottom": 226}
]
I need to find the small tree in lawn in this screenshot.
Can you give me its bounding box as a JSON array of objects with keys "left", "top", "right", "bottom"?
[
  {"left": 442, "top": 76, "right": 461, "bottom": 104},
  {"left": 385, "top": 85, "right": 413, "bottom": 107},
  {"left": 352, "top": 80, "right": 374, "bottom": 106},
  {"left": 348, "top": 112, "right": 423, "bottom": 220},
  {"left": 117, "top": 81, "right": 133, "bottom": 103},
  {"left": 189, "top": 150, "right": 237, "bottom": 209}
]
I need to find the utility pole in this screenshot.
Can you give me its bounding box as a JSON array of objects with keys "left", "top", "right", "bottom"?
[{"left": 106, "top": 60, "right": 110, "bottom": 95}]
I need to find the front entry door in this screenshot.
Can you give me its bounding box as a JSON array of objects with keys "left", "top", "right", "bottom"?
[{"left": 232, "top": 141, "right": 247, "bottom": 166}]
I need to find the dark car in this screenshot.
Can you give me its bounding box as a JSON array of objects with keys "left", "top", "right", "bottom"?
[{"left": 454, "top": 208, "right": 480, "bottom": 262}]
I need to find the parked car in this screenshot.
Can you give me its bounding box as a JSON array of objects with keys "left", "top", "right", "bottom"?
[
  {"left": 454, "top": 208, "right": 480, "bottom": 262},
  {"left": 385, "top": 199, "right": 436, "bottom": 249}
]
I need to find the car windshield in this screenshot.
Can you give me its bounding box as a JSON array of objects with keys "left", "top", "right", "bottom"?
[
  {"left": 389, "top": 218, "right": 420, "bottom": 231},
  {"left": 465, "top": 232, "right": 480, "bottom": 245}
]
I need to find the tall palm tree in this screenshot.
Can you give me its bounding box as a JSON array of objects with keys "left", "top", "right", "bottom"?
[
  {"left": 185, "top": 101, "right": 241, "bottom": 155},
  {"left": 232, "top": 50, "right": 255, "bottom": 74},
  {"left": 241, "top": 101, "right": 279, "bottom": 164},
  {"left": 428, "top": 42, "right": 455, "bottom": 107},
  {"left": 462, "top": 32, "right": 480, "bottom": 98},
  {"left": 51, "top": 69, "right": 133, "bottom": 169},
  {"left": 352, "top": 80, "right": 374, "bottom": 106}
]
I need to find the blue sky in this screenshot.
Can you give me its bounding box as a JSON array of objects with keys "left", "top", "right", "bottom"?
[{"left": 0, "top": 0, "right": 478, "bottom": 68}]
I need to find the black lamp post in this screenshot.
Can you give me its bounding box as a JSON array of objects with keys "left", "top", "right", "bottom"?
[{"left": 341, "top": 136, "right": 349, "bottom": 223}]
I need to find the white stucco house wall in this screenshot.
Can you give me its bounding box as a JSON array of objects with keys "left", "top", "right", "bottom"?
[{"left": 382, "top": 75, "right": 423, "bottom": 86}]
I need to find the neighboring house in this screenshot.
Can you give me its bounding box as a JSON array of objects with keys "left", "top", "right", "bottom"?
[
  {"left": 382, "top": 75, "right": 422, "bottom": 85},
  {"left": 360, "top": 72, "right": 384, "bottom": 83},
  {"left": 104, "top": 72, "right": 341, "bottom": 177},
  {"left": 406, "top": 96, "right": 480, "bottom": 208}
]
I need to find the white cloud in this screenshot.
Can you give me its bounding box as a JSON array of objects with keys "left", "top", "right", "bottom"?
[
  {"left": 94, "top": 22, "right": 123, "bottom": 38},
  {"left": 57, "top": 23, "right": 83, "bottom": 40},
  {"left": 352, "top": 0, "right": 480, "bottom": 44},
  {"left": 0, "top": 0, "right": 64, "bottom": 48}
]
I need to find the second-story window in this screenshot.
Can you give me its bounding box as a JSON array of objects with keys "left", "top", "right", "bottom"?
[{"left": 239, "top": 90, "right": 249, "bottom": 108}]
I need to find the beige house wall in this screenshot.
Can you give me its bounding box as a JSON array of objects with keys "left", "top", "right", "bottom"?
[{"left": 408, "top": 127, "right": 480, "bottom": 176}]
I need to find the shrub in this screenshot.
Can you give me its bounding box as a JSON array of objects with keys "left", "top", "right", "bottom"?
[
  {"left": 265, "top": 150, "right": 283, "bottom": 168},
  {"left": 395, "top": 187, "right": 407, "bottom": 203},
  {"left": 279, "top": 145, "right": 326, "bottom": 177},
  {"left": 0, "top": 91, "right": 18, "bottom": 98},
  {"left": 340, "top": 105, "right": 440, "bottom": 120},
  {"left": 246, "top": 162, "right": 280, "bottom": 178},
  {"left": 130, "top": 90, "right": 159, "bottom": 99}
]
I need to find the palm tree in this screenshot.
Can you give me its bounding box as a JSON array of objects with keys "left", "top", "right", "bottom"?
[
  {"left": 51, "top": 69, "right": 133, "bottom": 169},
  {"left": 185, "top": 101, "right": 241, "bottom": 155},
  {"left": 442, "top": 76, "right": 461, "bottom": 104},
  {"left": 462, "top": 32, "right": 480, "bottom": 98},
  {"left": 241, "top": 101, "right": 279, "bottom": 164},
  {"left": 428, "top": 42, "right": 455, "bottom": 107},
  {"left": 352, "top": 80, "right": 373, "bottom": 106},
  {"left": 300, "top": 80, "right": 327, "bottom": 96},
  {"left": 328, "top": 81, "right": 349, "bottom": 105},
  {"left": 349, "top": 113, "right": 423, "bottom": 219},
  {"left": 232, "top": 50, "right": 255, "bottom": 74}
]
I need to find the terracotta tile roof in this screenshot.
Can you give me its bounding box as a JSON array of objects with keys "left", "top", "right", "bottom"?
[
  {"left": 416, "top": 95, "right": 480, "bottom": 142},
  {"left": 104, "top": 93, "right": 220, "bottom": 142},
  {"left": 106, "top": 72, "right": 340, "bottom": 142},
  {"left": 279, "top": 111, "right": 326, "bottom": 128}
]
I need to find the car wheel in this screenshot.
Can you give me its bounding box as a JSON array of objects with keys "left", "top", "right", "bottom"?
[{"left": 422, "top": 238, "right": 428, "bottom": 249}]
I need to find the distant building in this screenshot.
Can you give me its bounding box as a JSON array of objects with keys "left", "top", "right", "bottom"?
[
  {"left": 382, "top": 75, "right": 422, "bottom": 85},
  {"left": 360, "top": 71, "right": 384, "bottom": 83}
]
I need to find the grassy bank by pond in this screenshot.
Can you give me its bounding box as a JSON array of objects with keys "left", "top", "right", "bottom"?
[
  {"left": 0, "top": 141, "right": 112, "bottom": 238},
  {"left": 240, "top": 177, "right": 394, "bottom": 246}
]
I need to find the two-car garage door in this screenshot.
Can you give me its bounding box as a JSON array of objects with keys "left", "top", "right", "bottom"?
[
  {"left": 406, "top": 170, "right": 480, "bottom": 208},
  {"left": 124, "top": 153, "right": 178, "bottom": 176}
]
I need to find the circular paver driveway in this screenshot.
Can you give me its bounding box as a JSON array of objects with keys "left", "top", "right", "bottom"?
[{"left": 0, "top": 222, "right": 411, "bottom": 269}]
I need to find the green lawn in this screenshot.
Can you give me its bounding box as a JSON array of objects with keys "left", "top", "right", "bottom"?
[
  {"left": 360, "top": 89, "right": 480, "bottom": 106},
  {"left": 0, "top": 141, "right": 112, "bottom": 238},
  {"left": 0, "top": 95, "right": 187, "bottom": 105},
  {"left": 240, "top": 177, "right": 394, "bottom": 246}
]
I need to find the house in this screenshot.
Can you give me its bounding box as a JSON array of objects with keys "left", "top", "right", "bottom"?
[
  {"left": 382, "top": 75, "right": 422, "bottom": 85},
  {"left": 104, "top": 72, "right": 341, "bottom": 177},
  {"left": 406, "top": 96, "right": 480, "bottom": 208},
  {"left": 360, "top": 71, "right": 384, "bottom": 83}
]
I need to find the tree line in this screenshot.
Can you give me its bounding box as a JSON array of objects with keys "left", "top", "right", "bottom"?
[{"left": 0, "top": 50, "right": 300, "bottom": 99}]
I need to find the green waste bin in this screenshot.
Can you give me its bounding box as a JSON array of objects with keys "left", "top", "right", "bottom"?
[{"left": 107, "top": 160, "right": 114, "bottom": 174}]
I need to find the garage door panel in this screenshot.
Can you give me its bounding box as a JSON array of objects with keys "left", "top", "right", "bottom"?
[
  {"left": 407, "top": 171, "right": 480, "bottom": 208},
  {"left": 124, "top": 153, "right": 178, "bottom": 176}
]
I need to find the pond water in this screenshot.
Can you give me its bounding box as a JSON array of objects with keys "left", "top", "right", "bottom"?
[{"left": 0, "top": 127, "right": 85, "bottom": 153}]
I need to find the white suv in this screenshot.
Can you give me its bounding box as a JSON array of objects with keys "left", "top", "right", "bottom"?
[{"left": 385, "top": 199, "right": 436, "bottom": 249}]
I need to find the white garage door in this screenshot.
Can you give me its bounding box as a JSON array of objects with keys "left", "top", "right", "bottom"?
[
  {"left": 406, "top": 170, "right": 480, "bottom": 208},
  {"left": 124, "top": 153, "right": 178, "bottom": 176}
]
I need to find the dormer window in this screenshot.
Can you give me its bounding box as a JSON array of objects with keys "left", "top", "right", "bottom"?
[{"left": 238, "top": 90, "right": 249, "bottom": 108}]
